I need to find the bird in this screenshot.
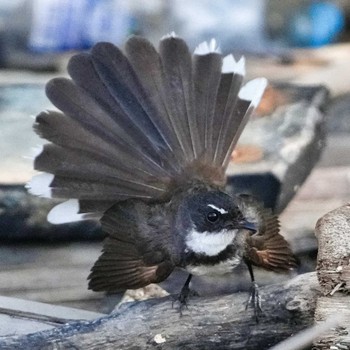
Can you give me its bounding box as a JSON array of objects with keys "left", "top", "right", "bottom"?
[{"left": 27, "top": 33, "right": 296, "bottom": 317}]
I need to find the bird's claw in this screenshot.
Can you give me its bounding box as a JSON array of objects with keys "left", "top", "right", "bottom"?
[
  {"left": 245, "top": 282, "right": 263, "bottom": 322},
  {"left": 172, "top": 286, "right": 197, "bottom": 315}
]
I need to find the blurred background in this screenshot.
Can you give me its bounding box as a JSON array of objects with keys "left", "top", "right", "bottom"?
[
  {"left": 0, "top": 0, "right": 350, "bottom": 328},
  {"left": 0, "top": 0, "right": 349, "bottom": 69}
]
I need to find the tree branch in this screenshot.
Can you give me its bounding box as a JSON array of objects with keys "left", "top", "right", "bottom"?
[{"left": 0, "top": 272, "right": 320, "bottom": 350}]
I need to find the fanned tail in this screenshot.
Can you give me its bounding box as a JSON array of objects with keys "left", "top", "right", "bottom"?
[{"left": 27, "top": 34, "right": 267, "bottom": 224}]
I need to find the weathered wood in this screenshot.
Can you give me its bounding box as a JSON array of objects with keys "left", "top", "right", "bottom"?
[
  {"left": 0, "top": 296, "right": 104, "bottom": 321},
  {"left": 0, "top": 242, "right": 126, "bottom": 314},
  {"left": 0, "top": 296, "right": 105, "bottom": 337},
  {"left": 314, "top": 296, "right": 350, "bottom": 349},
  {"left": 0, "top": 243, "right": 101, "bottom": 304},
  {"left": 0, "top": 272, "right": 319, "bottom": 350},
  {"left": 313, "top": 203, "right": 350, "bottom": 349},
  {"left": 270, "top": 316, "right": 342, "bottom": 350},
  {"left": 315, "top": 203, "right": 350, "bottom": 294}
]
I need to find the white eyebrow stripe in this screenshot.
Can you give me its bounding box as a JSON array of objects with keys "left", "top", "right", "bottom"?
[{"left": 207, "top": 204, "right": 228, "bottom": 214}]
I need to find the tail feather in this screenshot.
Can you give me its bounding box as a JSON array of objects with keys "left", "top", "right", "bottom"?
[
  {"left": 90, "top": 42, "right": 177, "bottom": 169},
  {"left": 125, "top": 36, "right": 184, "bottom": 167},
  {"left": 217, "top": 97, "right": 251, "bottom": 167},
  {"left": 68, "top": 52, "right": 177, "bottom": 172},
  {"left": 159, "top": 36, "right": 197, "bottom": 160},
  {"left": 34, "top": 112, "right": 168, "bottom": 181},
  {"left": 193, "top": 45, "right": 222, "bottom": 160},
  {"left": 34, "top": 145, "right": 166, "bottom": 197},
  {"left": 212, "top": 55, "right": 245, "bottom": 166},
  {"left": 212, "top": 74, "right": 237, "bottom": 164},
  {"left": 67, "top": 53, "right": 121, "bottom": 115},
  {"left": 34, "top": 111, "right": 144, "bottom": 171},
  {"left": 222, "top": 78, "right": 267, "bottom": 169},
  {"left": 67, "top": 52, "right": 159, "bottom": 157},
  {"left": 48, "top": 199, "right": 102, "bottom": 224},
  {"left": 79, "top": 200, "right": 116, "bottom": 213},
  {"left": 46, "top": 78, "right": 171, "bottom": 177},
  {"left": 50, "top": 179, "right": 155, "bottom": 201}
]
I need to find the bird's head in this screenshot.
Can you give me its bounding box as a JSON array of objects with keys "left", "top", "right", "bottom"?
[{"left": 177, "top": 191, "right": 256, "bottom": 256}]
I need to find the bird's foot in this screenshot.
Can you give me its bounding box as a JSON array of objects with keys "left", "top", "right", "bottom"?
[
  {"left": 172, "top": 286, "right": 198, "bottom": 315},
  {"left": 245, "top": 281, "right": 263, "bottom": 323}
]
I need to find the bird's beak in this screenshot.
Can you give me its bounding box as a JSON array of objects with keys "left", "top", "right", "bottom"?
[
  {"left": 224, "top": 220, "right": 257, "bottom": 232},
  {"left": 238, "top": 220, "right": 257, "bottom": 232}
]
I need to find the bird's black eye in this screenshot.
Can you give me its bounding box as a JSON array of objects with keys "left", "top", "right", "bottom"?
[{"left": 207, "top": 211, "right": 220, "bottom": 223}]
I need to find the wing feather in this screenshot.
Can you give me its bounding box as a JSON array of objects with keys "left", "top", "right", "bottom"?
[
  {"left": 88, "top": 201, "right": 174, "bottom": 292},
  {"left": 239, "top": 195, "right": 297, "bottom": 271}
]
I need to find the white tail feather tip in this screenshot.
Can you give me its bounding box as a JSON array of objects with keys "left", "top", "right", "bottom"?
[
  {"left": 238, "top": 78, "right": 268, "bottom": 107},
  {"left": 222, "top": 54, "right": 245, "bottom": 75},
  {"left": 48, "top": 199, "right": 83, "bottom": 224},
  {"left": 161, "top": 31, "right": 178, "bottom": 39},
  {"left": 194, "top": 39, "right": 221, "bottom": 55},
  {"left": 47, "top": 199, "right": 102, "bottom": 224},
  {"left": 26, "top": 173, "right": 53, "bottom": 198}
]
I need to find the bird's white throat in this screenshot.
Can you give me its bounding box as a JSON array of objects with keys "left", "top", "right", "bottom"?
[{"left": 185, "top": 228, "right": 237, "bottom": 256}]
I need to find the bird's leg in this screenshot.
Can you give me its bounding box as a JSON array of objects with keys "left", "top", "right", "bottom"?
[
  {"left": 172, "top": 273, "right": 193, "bottom": 315},
  {"left": 245, "top": 261, "right": 263, "bottom": 322}
]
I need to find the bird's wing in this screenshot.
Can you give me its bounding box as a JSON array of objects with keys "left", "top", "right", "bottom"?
[
  {"left": 27, "top": 34, "right": 266, "bottom": 223},
  {"left": 88, "top": 200, "right": 174, "bottom": 292},
  {"left": 239, "top": 195, "right": 297, "bottom": 272}
]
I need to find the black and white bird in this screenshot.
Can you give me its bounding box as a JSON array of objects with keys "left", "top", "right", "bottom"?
[{"left": 27, "top": 34, "right": 295, "bottom": 313}]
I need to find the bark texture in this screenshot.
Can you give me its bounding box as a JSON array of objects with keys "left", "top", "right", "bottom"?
[
  {"left": 314, "top": 203, "right": 350, "bottom": 349},
  {"left": 0, "top": 272, "right": 319, "bottom": 350}
]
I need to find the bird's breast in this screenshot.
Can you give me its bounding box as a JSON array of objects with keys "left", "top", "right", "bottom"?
[
  {"left": 185, "top": 256, "right": 242, "bottom": 276},
  {"left": 185, "top": 229, "right": 238, "bottom": 256}
]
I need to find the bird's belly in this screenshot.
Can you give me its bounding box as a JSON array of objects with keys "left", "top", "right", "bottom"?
[{"left": 185, "top": 257, "right": 241, "bottom": 276}]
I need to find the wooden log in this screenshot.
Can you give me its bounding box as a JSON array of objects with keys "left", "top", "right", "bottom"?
[
  {"left": 0, "top": 296, "right": 104, "bottom": 337},
  {"left": 314, "top": 296, "right": 350, "bottom": 349},
  {"left": 0, "top": 272, "right": 319, "bottom": 350},
  {"left": 313, "top": 203, "right": 350, "bottom": 349},
  {"left": 315, "top": 203, "right": 350, "bottom": 294}
]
